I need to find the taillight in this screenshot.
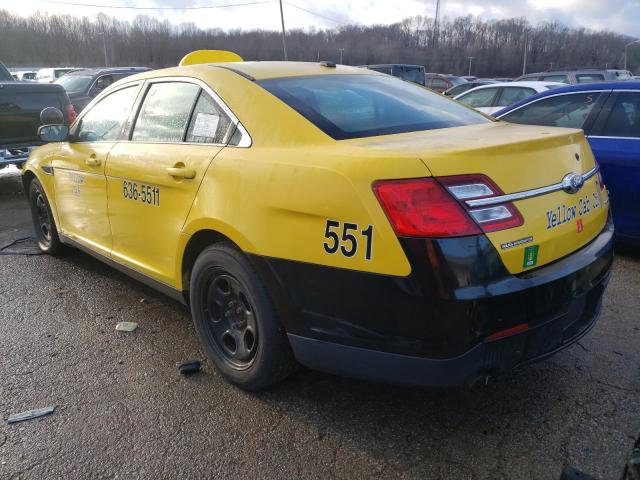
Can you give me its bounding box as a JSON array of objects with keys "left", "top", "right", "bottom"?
[
  {"left": 372, "top": 178, "right": 481, "bottom": 237},
  {"left": 373, "top": 174, "right": 523, "bottom": 238},
  {"left": 597, "top": 170, "right": 605, "bottom": 191},
  {"left": 65, "top": 103, "right": 77, "bottom": 124},
  {"left": 439, "top": 174, "right": 524, "bottom": 233}
]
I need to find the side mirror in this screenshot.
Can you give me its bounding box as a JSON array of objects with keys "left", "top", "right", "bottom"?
[
  {"left": 38, "top": 124, "right": 69, "bottom": 143},
  {"left": 40, "top": 107, "right": 64, "bottom": 125}
]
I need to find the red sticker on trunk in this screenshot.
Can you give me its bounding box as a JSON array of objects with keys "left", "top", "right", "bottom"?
[{"left": 577, "top": 218, "right": 583, "bottom": 232}]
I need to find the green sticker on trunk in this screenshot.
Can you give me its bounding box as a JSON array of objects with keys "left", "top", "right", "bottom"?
[{"left": 523, "top": 245, "right": 539, "bottom": 269}]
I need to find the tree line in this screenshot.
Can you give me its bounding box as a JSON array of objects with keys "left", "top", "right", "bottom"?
[{"left": 0, "top": 9, "right": 637, "bottom": 76}]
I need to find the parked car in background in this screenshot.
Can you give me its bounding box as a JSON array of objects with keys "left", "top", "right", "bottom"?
[
  {"left": 16, "top": 71, "right": 38, "bottom": 81},
  {"left": 516, "top": 68, "right": 633, "bottom": 84},
  {"left": 358, "top": 64, "right": 426, "bottom": 86},
  {"left": 455, "top": 81, "right": 564, "bottom": 114},
  {"left": 0, "top": 61, "right": 76, "bottom": 168},
  {"left": 444, "top": 79, "right": 497, "bottom": 97},
  {"left": 425, "top": 73, "right": 467, "bottom": 93},
  {"left": 55, "top": 67, "right": 151, "bottom": 112},
  {"left": 35, "top": 67, "right": 79, "bottom": 83},
  {"left": 495, "top": 81, "right": 640, "bottom": 243}
]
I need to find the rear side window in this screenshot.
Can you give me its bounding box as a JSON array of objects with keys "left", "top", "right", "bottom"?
[
  {"left": 500, "top": 92, "right": 600, "bottom": 129},
  {"left": 77, "top": 86, "right": 138, "bottom": 142},
  {"left": 0, "top": 63, "right": 12, "bottom": 81},
  {"left": 132, "top": 82, "right": 200, "bottom": 142},
  {"left": 185, "top": 91, "right": 232, "bottom": 144},
  {"left": 259, "top": 74, "right": 489, "bottom": 140},
  {"left": 601, "top": 92, "right": 640, "bottom": 138},
  {"left": 394, "top": 66, "right": 425, "bottom": 85},
  {"left": 458, "top": 87, "right": 498, "bottom": 107},
  {"left": 576, "top": 74, "right": 605, "bottom": 83},
  {"left": 497, "top": 87, "right": 535, "bottom": 106}
]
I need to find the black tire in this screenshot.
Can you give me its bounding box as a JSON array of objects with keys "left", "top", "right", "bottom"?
[
  {"left": 190, "top": 242, "right": 296, "bottom": 390},
  {"left": 28, "top": 178, "right": 64, "bottom": 255}
]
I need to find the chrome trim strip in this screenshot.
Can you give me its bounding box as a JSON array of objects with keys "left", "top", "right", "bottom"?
[
  {"left": 465, "top": 166, "right": 599, "bottom": 207},
  {"left": 588, "top": 135, "right": 640, "bottom": 141}
]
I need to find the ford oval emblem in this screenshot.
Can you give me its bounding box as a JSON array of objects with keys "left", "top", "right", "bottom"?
[{"left": 562, "top": 173, "right": 584, "bottom": 194}]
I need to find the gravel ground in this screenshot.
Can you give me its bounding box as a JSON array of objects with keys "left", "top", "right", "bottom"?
[{"left": 0, "top": 166, "right": 638, "bottom": 479}]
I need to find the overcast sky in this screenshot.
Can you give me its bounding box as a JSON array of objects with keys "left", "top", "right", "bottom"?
[{"left": 8, "top": 0, "right": 640, "bottom": 37}]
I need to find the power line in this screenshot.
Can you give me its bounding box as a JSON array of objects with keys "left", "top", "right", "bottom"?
[
  {"left": 282, "top": 1, "right": 342, "bottom": 24},
  {"left": 47, "top": 0, "right": 272, "bottom": 10}
]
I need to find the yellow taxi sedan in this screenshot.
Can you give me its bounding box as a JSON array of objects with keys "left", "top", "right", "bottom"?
[{"left": 24, "top": 53, "right": 613, "bottom": 390}]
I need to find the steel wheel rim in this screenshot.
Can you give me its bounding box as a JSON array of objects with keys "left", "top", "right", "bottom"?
[
  {"left": 34, "top": 190, "right": 52, "bottom": 242},
  {"left": 202, "top": 272, "right": 258, "bottom": 369}
]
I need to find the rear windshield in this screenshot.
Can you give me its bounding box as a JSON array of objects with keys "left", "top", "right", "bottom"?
[
  {"left": 55, "top": 75, "right": 93, "bottom": 92},
  {"left": 393, "top": 66, "right": 425, "bottom": 85},
  {"left": 259, "top": 74, "right": 490, "bottom": 140}
]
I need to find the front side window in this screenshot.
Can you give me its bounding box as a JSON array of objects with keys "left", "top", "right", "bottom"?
[
  {"left": 185, "top": 91, "right": 232, "bottom": 144},
  {"left": 132, "top": 82, "right": 200, "bottom": 142},
  {"left": 94, "top": 75, "right": 115, "bottom": 90},
  {"left": 601, "top": 92, "right": 640, "bottom": 138},
  {"left": 497, "top": 87, "right": 535, "bottom": 106},
  {"left": 259, "top": 74, "right": 490, "bottom": 140},
  {"left": 500, "top": 92, "right": 601, "bottom": 129},
  {"left": 76, "top": 86, "right": 138, "bottom": 142},
  {"left": 458, "top": 88, "right": 498, "bottom": 108}
]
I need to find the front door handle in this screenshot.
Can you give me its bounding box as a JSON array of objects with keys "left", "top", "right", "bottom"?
[
  {"left": 85, "top": 156, "right": 101, "bottom": 167},
  {"left": 166, "top": 167, "right": 196, "bottom": 179}
]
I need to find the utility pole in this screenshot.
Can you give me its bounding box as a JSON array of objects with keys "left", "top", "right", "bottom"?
[
  {"left": 279, "top": 0, "right": 288, "bottom": 61},
  {"left": 95, "top": 32, "right": 108, "bottom": 67},
  {"left": 467, "top": 56, "right": 473, "bottom": 76},
  {"left": 624, "top": 40, "right": 640, "bottom": 70},
  {"left": 432, "top": 0, "right": 440, "bottom": 49},
  {"left": 522, "top": 30, "right": 528, "bottom": 76},
  {"left": 338, "top": 48, "right": 345, "bottom": 64}
]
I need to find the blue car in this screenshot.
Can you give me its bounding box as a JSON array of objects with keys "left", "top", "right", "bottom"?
[{"left": 495, "top": 82, "right": 640, "bottom": 244}]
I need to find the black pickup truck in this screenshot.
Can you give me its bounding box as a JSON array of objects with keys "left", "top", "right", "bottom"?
[{"left": 0, "top": 61, "right": 75, "bottom": 168}]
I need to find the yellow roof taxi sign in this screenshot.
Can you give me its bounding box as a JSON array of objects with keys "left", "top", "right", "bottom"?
[{"left": 179, "top": 50, "right": 243, "bottom": 66}]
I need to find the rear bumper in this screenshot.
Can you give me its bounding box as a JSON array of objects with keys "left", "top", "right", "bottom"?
[{"left": 261, "top": 218, "right": 614, "bottom": 387}]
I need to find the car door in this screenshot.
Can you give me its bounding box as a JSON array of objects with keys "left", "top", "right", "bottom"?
[
  {"left": 52, "top": 83, "right": 140, "bottom": 256},
  {"left": 457, "top": 87, "right": 499, "bottom": 113},
  {"left": 588, "top": 91, "right": 640, "bottom": 240},
  {"left": 105, "top": 79, "right": 234, "bottom": 286}
]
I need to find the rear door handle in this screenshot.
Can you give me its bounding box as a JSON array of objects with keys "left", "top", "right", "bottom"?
[
  {"left": 166, "top": 167, "right": 196, "bottom": 179},
  {"left": 85, "top": 156, "right": 101, "bottom": 167}
]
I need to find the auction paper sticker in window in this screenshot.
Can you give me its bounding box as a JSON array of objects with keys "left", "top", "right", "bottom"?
[{"left": 192, "top": 113, "right": 220, "bottom": 138}]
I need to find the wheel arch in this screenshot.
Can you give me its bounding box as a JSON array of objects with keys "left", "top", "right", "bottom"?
[{"left": 179, "top": 226, "right": 296, "bottom": 333}]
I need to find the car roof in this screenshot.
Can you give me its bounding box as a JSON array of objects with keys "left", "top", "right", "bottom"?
[
  {"left": 493, "top": 80, "right": 640, "bottom": 117},
  {"left": 128, "top": 61, "right": 385, "bottom": 82},
  {"left": 362, "top": 64, "right": 424, "bottom": 68}
]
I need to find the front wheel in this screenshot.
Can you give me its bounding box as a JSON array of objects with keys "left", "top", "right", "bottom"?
[
  {"left": 190, "top": 243, "right": 296, "bottom": 390},
  {"left": 28, "top": 178, "right": 63, "bottom": 255}
]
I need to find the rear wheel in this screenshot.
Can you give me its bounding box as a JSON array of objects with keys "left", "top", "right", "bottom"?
[
  {"left": 190, "top": 243, "right": 295, "bottom": 390},
  {"left": 28, "top": 179, "right": 63, "bottom": 255}
]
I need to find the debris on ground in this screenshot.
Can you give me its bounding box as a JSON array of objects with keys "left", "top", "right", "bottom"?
[
  {"left": 176, "top": 360, "right": 201, "bottom": 375},
  {"left": 7, "top": 406, "right": 55, "bottom": 424},
  {"left": 0, "top": 237, "right": 42, "bottom": 256},
  {"left": 115, "top": 322, "right": 138, "bottom": 332},
  {"left": 48, "top": 287, "right": 70, "bottom": 295}
]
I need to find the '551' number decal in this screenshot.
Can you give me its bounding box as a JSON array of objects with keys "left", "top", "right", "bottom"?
[{"left": 323, "top": 220, "right": 373, "bottom": 260}]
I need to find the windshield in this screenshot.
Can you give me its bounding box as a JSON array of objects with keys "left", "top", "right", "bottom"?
[
  {"left": 259, "top": 74, "right": 490, "bottom": 140},
  {"left": 448, "top": 76, "right": 468, "bottom": 86},
  {"left": 55, "top": 75, "right": 93, "bottom": 91}
]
